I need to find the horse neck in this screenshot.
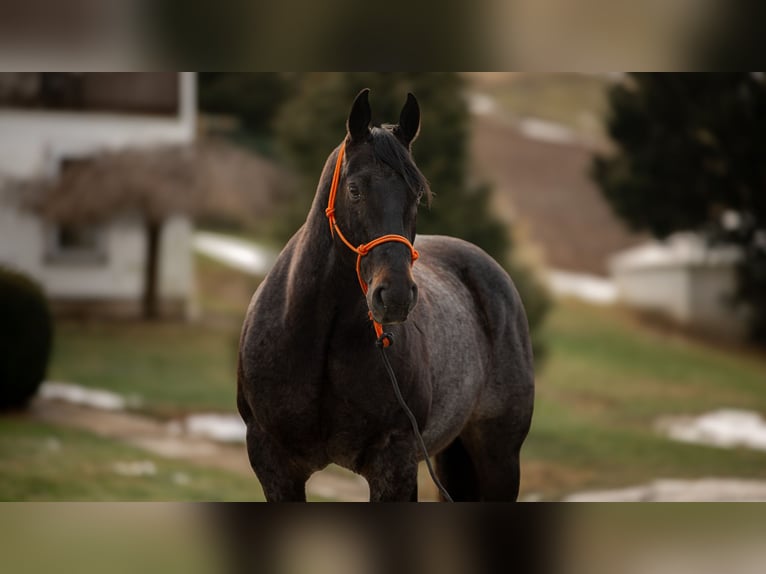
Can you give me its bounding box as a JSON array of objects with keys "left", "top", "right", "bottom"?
[
  {"left": 286, "top": 147, "right": 370, "bottom": 334},
  {"left": 297, "top": 145, "right": 341, "bottom": 264}
]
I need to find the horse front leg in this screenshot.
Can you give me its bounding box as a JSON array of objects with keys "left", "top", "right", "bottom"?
[
  {"left": 246, "top": 425, "right": 311, "bottom": 502},
  {"left": 361, "top": 437, "right": 420, "bottom": 502}
]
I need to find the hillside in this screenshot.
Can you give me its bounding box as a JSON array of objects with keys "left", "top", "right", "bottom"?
[{"left": 467, "top": 74, "right": 645, "bottom": 275}]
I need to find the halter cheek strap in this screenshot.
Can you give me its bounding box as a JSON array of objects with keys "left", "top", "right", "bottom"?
[{"left": 324, "top": 141, "right": 419, "bottom": 346}]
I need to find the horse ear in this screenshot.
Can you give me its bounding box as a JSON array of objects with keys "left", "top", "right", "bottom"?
[
  {"left": 397, "top": 92, "right": 420, "bottom": 148},
  {"left": 347, "top": 88, "right": 372, "bottom": 142}
]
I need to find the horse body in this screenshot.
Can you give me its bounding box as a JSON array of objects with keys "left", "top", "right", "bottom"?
[{"left": 238, "top": 91, "right": 534, "bottom": 501}]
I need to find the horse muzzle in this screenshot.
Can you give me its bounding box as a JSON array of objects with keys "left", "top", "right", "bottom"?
[{"left": 369, "top": 276, "right": 418, "bottom": 325}]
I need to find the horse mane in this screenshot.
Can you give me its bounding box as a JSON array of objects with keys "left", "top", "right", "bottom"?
[{"left": 371, "top": 126, "right": 432, "bottom": 206}]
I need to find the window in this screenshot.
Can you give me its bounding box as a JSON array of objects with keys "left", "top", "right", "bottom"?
[{"left": 45, "top": 223, "right": 107, "bottom": 265}]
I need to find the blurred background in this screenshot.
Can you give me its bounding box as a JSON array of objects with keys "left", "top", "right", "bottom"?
[
  {"left": 3, "top": 504, "right": 766, "bottom": 574},
  {"left": 2, "top": 72, "right": 766, "bottom": 503}
]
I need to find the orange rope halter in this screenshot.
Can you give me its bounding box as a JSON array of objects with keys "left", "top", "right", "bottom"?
[{"left": 324, "top": 142, "right": 419, "bottom": 346}]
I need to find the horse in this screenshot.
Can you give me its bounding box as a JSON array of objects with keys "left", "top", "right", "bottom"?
[{"left": 237, "top": 89, "right": 534, "bottom": 502}]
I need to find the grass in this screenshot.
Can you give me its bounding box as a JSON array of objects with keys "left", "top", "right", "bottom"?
[
  {"left": 0, "top": 416, "right": 264, "bottom": 501},
  {"left": 48, "top": 254, "right": 258, "bottom": 417},
  {"left": 196, "top": 251, "right": 263, "bottom": 324},
  {"left": 49, "top": 320, "right": 241, "bottom": 416},
  {"left": 521, "top": 300, "right": 766, "bottom": 498}
]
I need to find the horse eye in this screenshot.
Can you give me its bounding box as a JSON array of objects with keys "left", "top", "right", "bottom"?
[{"left": 347, "top": 183, "right": 361, "bottom": 200}]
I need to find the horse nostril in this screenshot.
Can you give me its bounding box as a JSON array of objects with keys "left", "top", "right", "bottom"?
[
  {"left": 372, "top": 281, "right": 416, "bottom": 319},
  {"left": 373, "top": 285, "right": 386, "bottom": 310}
]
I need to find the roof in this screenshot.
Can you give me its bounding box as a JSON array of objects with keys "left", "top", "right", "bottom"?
[{"left": 12, "top": 138, "right": 292, "bottom": 226}]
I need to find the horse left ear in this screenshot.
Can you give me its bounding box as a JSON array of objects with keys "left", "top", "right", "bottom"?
[
  {"left": 347, "top": 88, "right": 372, "bottom": 143},
  {"left": 397, "top": 93, "right": 421, "bottom": 148}
]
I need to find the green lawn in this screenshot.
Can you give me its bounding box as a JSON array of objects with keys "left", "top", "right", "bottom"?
[
  {"left": 47, "top": 254, "right": 256, "bottom": 417},
  {"left": 195, "top": 252, "right": 262, "bottom": 323},
  {"left": 522, "top": 300, "right": 766, "bottom": 498},
  {"left": 49, "top": 320, "right": 241, "bottom": 416},
  {"left": 0, "top": 416, "right": 264, "bottom": 501}
]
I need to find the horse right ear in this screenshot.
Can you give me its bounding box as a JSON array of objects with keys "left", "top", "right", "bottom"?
[
  {"left": 347, "top": 88, "right": 372, "bottom": 143},
  {"left": 397, "top": 92, "right": 420, "bottom": 148}
]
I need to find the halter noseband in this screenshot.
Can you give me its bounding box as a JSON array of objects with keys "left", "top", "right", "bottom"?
[{"left": 324, "top": 141, "right": 419, "bottom": 345}]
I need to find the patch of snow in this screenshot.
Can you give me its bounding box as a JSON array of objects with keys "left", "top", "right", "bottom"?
[
  {"left": 721, "top": 209, "right": 742, "bottom": 231},
  {"left": 40, "top": 381, "right": 140, "bottom": 411},
  {"left": 546, "top": 269, "right": 617, "bottom": 305},
  {"left": 658, "top": 409, "right": 766, "bottom": 451},
  {"left": 113, "top": 460, "right": 157, "bottom": 477},
  {"left": 467, "top": 92, "right": 497, "bottom": 116},
  {"left": 45, "top": 437, "right": 62, "bottom": 452},
  {"left": 611, "top": 232, "right": 742, "bottom": 271},
  {"left": 132, "top": 437, "right": 219, "bottom": 458},
  {"left": 182, "top": 413, "right": 247, "bottom": 444},
  {"left": 520, "top": 492, "right": 543, "bottom": 502},
  {"left": 566, "top": 410, "right": 766, "bottom": 501},
  {"left": 194, "top": 231, "right": 277, "bottom": 276},
  {"left": 306, "top": 470, "right": 370, "bottom": 502},
  {"left": 564, "top": 478, "right": 766, "bottom": 502},
  {"left": 517, "top": 117, "right": 577, "bottom": 145},
  {"left": 172, "top": 472, "right": 192, "bottom": 486},
  {"left": 468, "top": 91, "right": 578, "bottom": 145}
]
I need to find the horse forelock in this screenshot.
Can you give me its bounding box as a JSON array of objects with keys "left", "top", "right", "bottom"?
[
  {"left": 370, "top": 127, "right": 432, "bottom": 206},
  {"left": 315, "top": 129, "right": 432, "bottom": 213}
]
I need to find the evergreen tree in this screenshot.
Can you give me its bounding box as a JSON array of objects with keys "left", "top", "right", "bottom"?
[
  {"left": 198, "top": 73, "right": 297, "bottom": 152},
  {"left": 592, "top": 73, "right": 766, "bottom": 340}
]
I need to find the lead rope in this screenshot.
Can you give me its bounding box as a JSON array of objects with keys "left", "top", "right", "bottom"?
[
  {"left": 376, "top": 332, "right": 454, "bottom": 502},
  {"left": 327, "top": 142, "right": 452, "bottom": 502}
]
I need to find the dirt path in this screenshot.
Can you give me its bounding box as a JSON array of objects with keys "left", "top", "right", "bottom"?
[
  {"left": 27, "top": 397, "right": 439, "bottom": 501},
  {"left": 563, "top": 479, "right": 766, "bottom": 502},
  {"left": 27, "top": 398, "right": 373, "bottom": 501}
]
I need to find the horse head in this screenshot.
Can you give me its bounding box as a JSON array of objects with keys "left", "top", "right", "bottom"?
[{"left": 330, "top": 89, "right": 430, "bottom": 325}]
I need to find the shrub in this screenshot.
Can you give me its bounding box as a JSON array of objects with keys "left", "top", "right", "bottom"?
[{"left": 0, "top": 267, "right": 53, "bottom": 409}]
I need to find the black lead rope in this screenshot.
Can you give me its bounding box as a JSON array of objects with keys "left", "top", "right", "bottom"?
[{"left": 375, "top": 332, "right": 454, "bottom": 502}]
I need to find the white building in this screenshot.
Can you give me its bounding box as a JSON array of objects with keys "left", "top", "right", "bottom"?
[
  {"left": 0, "top": 72, "right": 197, "bottom": 319},
  {"left": 610, "top": 232, "right": 751, "bottom": 339}
]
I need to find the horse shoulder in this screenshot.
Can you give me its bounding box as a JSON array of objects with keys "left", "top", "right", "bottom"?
[
  {"left": 415, "top": 234, "right": 534, "bottom": 379},
  {"left": 238, "top": 234, "right": 331, "bottom": 441}
]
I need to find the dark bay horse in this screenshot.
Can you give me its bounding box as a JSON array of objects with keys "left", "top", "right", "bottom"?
[{"left": 237, "top": 89, "right": 534, "bottom": 501}]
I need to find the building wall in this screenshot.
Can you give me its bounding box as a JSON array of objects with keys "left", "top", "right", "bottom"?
[
  {"left": 610, "top": 233, "right": 750, "bottom": 339},
  {"left": 613, "top": 265, "right": 691, "bottom": 322},
  {"left": 0, "top": 73, "right": 197, "bottom": 318},
  {"left": 613, "top": 261, "right": 749, "bottom": 339},
  {"left": 0, "top": 198, "right": 194, "bottom": 318},
  {"left": 0, "top": 72, "right": 195, "bottom": 179}
]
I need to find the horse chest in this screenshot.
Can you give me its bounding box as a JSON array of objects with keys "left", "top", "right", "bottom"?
[{"left": 316, "top": 350, "right": 430, "bottom": 463}]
